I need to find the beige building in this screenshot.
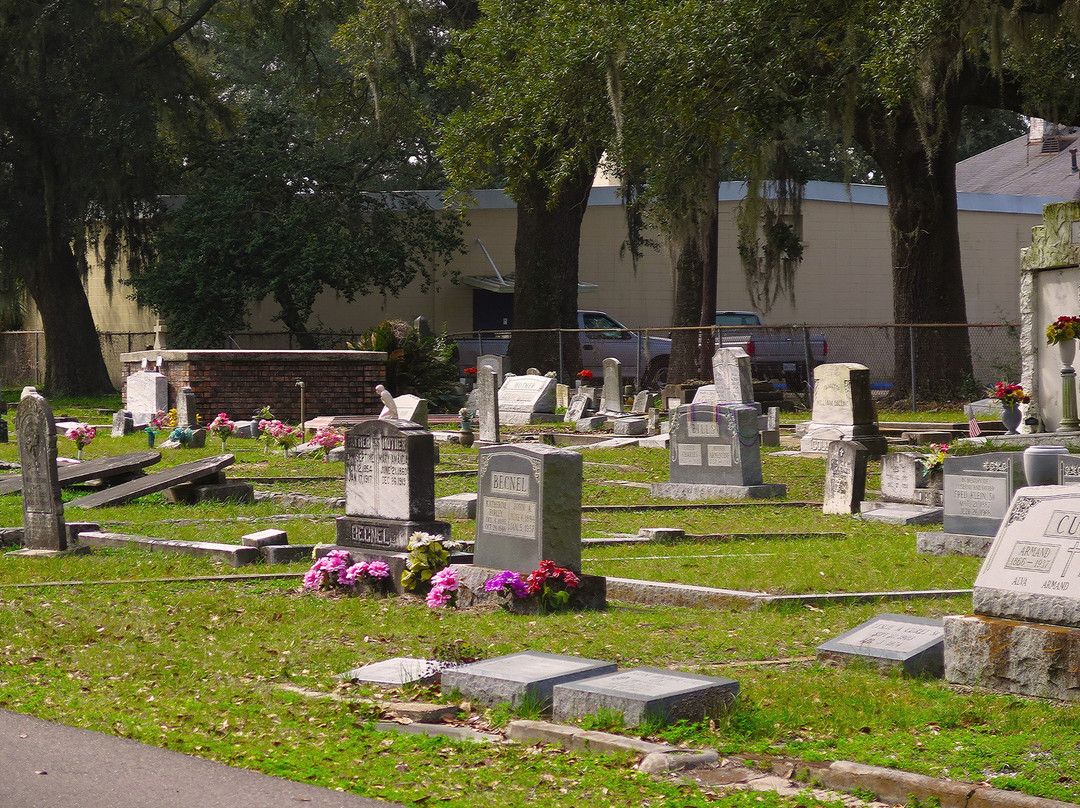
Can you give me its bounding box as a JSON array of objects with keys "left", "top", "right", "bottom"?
[{"left": 26, "top": 181, "right": 1057, "bottom": 340}]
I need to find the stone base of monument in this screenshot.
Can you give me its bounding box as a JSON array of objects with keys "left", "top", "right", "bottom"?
[
  {"left": 6, "top": 546, "right": 91, "bottom": 558},
  {"left": 314, "top": 545, "right": 473, "bottom": 594},
  {"left": 551, "top": 666, "right": 739, "bottom": 727},
  {"left": 576, "top": 416, "right": 607, "bottom": 432},
  {"left": 944, "top": 613, "right": 1080, "bottom": 700},
  {"left": 798, "top": 423, "right": 888, "bottom": 459},
  {"left": 613, "top": 416, "right": 647, "bottom": 436},
  {"left": 335, "top": 516, "right": 451, "bottom": 552},
  {"left": 76, "top": 531, "right": 260, "bottom": 567},
  {"left": 501, "top": 412, "right": 563, "bottom": 426},
  {"left": 650, "top": 482, "right": 787, "bottom": 501},
  {"left": 858, "top": 502, "right": 943, "bottom": 525},
  {"left": 164, "top": 481, "right": 255, "bottom": 505},
  {"left": 451, "top": 564, "right": 606, "bottom": 612},
  {"left": 915, "top": 531, "right": 993, "bottom": 557}
]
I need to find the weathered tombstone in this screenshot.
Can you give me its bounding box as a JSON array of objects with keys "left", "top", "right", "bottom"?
[
  {"left": 650, "top": 404, "right": 786, "bottom": 499},
  {"left": 818, "top": 614, "right": 944, "bottom": 677},
  {"left": 691, "top": 385, "right": 719, "bottom": 405},
  {"left": 712, "top": 347, "right": 754, "bottom": 404},
  {"left": 442, "top": 651, "right": 616, "bottom": 709},
  {"left": 336, "top": 419, "right": 450, "bottom": 552},
  {"left": 337, "top": 657, "right": 453, "bottom": 687},
  {"left": 555, "top": 383, "right": 570, "bottom": 411},
  {"left": 15, "top": 393, "right": 68, "bottom": 552},
  {"left": 631, "top": 391, "right": 656, "bottom": 415},
  {"left": 759, "top": 406, "right": 780, "bottom": 447},
  {"left": 111, "top": 410, "right": 135, "bottom": 438},
  {"left": 917, "top": 452, "right": 1025, "bottom": 557},
  {"left": 477, "top": 366, "right": 500, "bottom": 444},
  {"left": 646, "top": 407, "right": 661, "bottom": 436},
  {"left": 881, "top": 452, "right": 943, "bottom": 507},
  {"left": 822, "top": 440, "right": 868, "bottom": 515},
  {"left": 613, "top": 417, "right": 647, "bottom": 436},
  {"left": 601, "top": 358, "right": 623, "bottom": 414},
  {"left": 497, "top": 375, "right": 558, "bottom": 425},
  {"left": 552, "top": 667, "right": 739, "bottom": 727},
  {"left": 566, "top": 393, "right": 589, "bottom": 423},
  {"left": 945, "top": 485, "right": 1080, "bottom": 699},
  {"left": 474, "top": 443, "right": 582, "bottom": 572},
  {"left": 125, "top": 370, "right": 168, "bottom": 421},
  {"left": 477, "top": 354, "right": 504, "bottom": 387},
  {"left": 526, "top": 367, "right": 541, "bottom": 376},
  {"left": 176, "top": 386, "right": 197, "bottom": 428},
  {"left": 394, "top": 394, "right": 429, "bottom": 427},
  {"left": 798, "top": 363, "right": 887, "bottom": 458}
]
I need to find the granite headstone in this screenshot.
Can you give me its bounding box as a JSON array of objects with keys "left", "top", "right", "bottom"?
[
  {"left": 602, "top": 358, "right": 623, "bottom": 414},
  {"left": 478, "top": 366, "right": 500, "bottom": 443},
  {"left": 822, "top": 440, "right": 868, "bottom": 515},
  {"left": 712, "top": 347, "right": 754, "bottom": 404},
  {"left": 943, "top": 452, "right": 1025, "bottom": 537},
  {"left": 498, "top": 375, "right": 557, "bottom": 425},
  {"left": 15, "top": 393, "right": 67, "bottom": 551}
]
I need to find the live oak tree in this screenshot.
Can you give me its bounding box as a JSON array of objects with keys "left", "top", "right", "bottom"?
[{"left": 0, "top": 0, "right": 223, "bottom": 394}]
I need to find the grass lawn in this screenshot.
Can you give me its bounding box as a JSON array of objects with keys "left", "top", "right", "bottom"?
[{"left": 2, "top": 396, "right": 1078, "bottom": 806}]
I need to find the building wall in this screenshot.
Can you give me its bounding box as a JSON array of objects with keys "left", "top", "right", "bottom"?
[{"left": 24, "top": 182, "right": 1053, "bottom": 341}]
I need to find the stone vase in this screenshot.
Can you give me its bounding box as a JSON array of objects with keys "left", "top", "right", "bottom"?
[
  {"left": 1061, "top": 338, "right": 1077, "bottom": 370},
  {"left": 1001, "top": 404, "right": 1022, "bottom": 434},
  {"left": 1023, "top": 445, "right": 1069, "bottom": 486},
  {"left": 459, "top": 428, "right": 474, "bottom": 448}
]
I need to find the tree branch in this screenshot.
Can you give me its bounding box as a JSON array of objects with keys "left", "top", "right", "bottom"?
[{"left": 132, "top": 0, "right": 221, "bottom": 67}]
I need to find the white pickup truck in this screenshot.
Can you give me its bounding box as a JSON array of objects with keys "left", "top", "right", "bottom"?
[{"left": 451, "top": 309, "right": 827, "bottom": 388}]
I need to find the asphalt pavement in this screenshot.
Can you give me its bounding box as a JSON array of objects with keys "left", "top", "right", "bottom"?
[{"left": 0, "top": 708, "right": 402, "bottom": 808}]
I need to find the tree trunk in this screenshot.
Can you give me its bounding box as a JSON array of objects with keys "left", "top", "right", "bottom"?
[
  {"left": 507, "top": 160, "right": 595, "bottom": 377},
  {"left": 855, "top": 99, "right": 973, "bottom": 403},
  {"left": 697, "top": 204, "right": 719, "bottom": 379},
  {"left": 22, "top": 239, "right": 115, "bottom": 396}
]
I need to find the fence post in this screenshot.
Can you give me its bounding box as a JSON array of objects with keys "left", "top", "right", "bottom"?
[
  {"left": 909, "top": 325, "right": 917, "bottom": 412},
  {"left": 558, "top": 329, "right": 564, "bottom": 382},
  {"left": 801, "top": 326, "right": 814, "bottom": 406},
  {"left": 636, "top": 330, "right": 643, "bottom": 388}
]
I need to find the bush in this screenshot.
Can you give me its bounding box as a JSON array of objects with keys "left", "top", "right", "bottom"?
[{"left": 349, "top": 320, "right": 463, "bottom": 412}]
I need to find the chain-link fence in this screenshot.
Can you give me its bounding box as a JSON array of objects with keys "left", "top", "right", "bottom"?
[{"left": 2, "top": 323, "right": 1020, "bottom": 406}]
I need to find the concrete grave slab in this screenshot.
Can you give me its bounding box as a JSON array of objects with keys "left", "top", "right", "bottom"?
[
  {"left": 441, "top": 651, "right": 616, "bottom": 709},
  {"left": 334, "top": 657, "right": 453, "bottom": 687},
  {"left": 67, "top": 455, "right": 235, "bottom": 509},
  {"left": 0, "top": 451, "right": 161, "bottom": 495},
  {"left": 859, "top": 502, "right": 944, "bottom": 525},
  {"left": 552, "top": 666, "right": 739, "bottom": 726},
  {"left": 817, "top": 613, "right": 944, "bottom": 677},
  {"left": 241, "top": 528, "right": 288, "bottom": 548}
]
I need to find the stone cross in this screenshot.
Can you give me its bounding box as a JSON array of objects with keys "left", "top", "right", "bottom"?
[
  {"left": 478, "top": 366, "right": 500, "bottom": 444},
  {"left": 16, "top": 392, "right": 67, "bottom": 551}
]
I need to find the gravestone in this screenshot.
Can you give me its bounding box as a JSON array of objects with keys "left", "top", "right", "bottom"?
[
  {"left": 125, "top": 370, "right": 168, "bottom": 421},
  {"left": 631, "top": 391, "right": 655, "bottom": 415},
  {"left": 881, "top": 452, "right": 943, "bottom": 507},
  {"left": 945, "top": 485, "right": 1080, "bottom": 700},
  {"left": 442, "top": 651, "right": 616, "bottom": 709},
  {"left": 15, "top": 392, "right": 67, "bottom": 552},
  {"left": 336, "top": 419, "right": 450, "bottom": 551},
  {"left": 822, "top": 440, "right": 868, "bottom": 515},
  {"left": 691, "top": 385, "right": 719, "bottom": 406},
  {"left": 712, "top": 347, "right": 754, "bottom": 404},
  {"left": 474, "top": 443, "right": 582, "bottom": 572},
  {"left": 798, "top": 363, "right": 887, "bottom": 458},
  {"left": 613, "top": 417, "right": 647, "bottom": 436},
  {"left": 601, "top": 358, "right": 623, "bottom": 414},
  {"left": 555, "top": 384, "right": 570, "bottom": 411},
  {"left": 336, "top": 657, "right": 453, "bottom": 687},
  {"left": 650, "top": 404, "right": 785, "bottom": 499},
  {"left": 394, "top": 394, "right": 429, "bottom": 427},
  {"left": 67, "top": 455, "right": 236, "bottom": 509},
  {"left": 477, "top": 366, "right": 500, "bottom": 444},
  {"left": 817, "top": 614, "right": 944, "bottom": 677},
  {"left": 498, "top": 375, "right": 558, "bottom": 425},
  {"left": 646, "top": 408, "right": 661, "bottom": 436},
  {"left": 917, "top": 452, "right": 1025, "bottom": 557},
  {"left": 566, "top": 393, "right": 590, "bottom": 423},
  {"left": 111, "top": 410, "right": 135, "bottom": 437},
  {"left": 1059, "top": 455, "right": 1080, "bottom": 486},
  {"left": 176, "top": 386, "right": 197, "bottom": 428},
  {"left": 526, "top": 367, "right": 541, "bottom": 376},
  {"left": 477, "top": 354, "right": 504, "bottom": 387},
  {"left": 552, "top": 666, "right": 739, "bottom": 727},
  {"left": 759, "top": 406, "right": 780, "bottom": 447}
]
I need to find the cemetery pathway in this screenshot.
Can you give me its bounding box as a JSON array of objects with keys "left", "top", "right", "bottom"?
[{"left": 0, "top": 708, "right": 401, "bottom": 808}]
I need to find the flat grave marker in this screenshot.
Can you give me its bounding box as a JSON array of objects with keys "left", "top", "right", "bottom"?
[
  {"left": 552, "top": 666, "right": 739, "bottom": 726},
  {"left": 817, "top": 613, "right": 944, "bottom": 677},
  {"left": 334, "top": 657, "right": 453, "bottom": 687},
  {"left": 441, "top": 651, "right": 616, "bottom": 709}
]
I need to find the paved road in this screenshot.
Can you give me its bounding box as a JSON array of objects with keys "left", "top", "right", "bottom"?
[{"left": 0, "top": 708, "right": 401, "bottom": 808}]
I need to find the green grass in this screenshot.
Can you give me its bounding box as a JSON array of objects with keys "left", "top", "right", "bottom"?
[{"left": 3, "top": 397, "right": 1080, "bottom": 805}]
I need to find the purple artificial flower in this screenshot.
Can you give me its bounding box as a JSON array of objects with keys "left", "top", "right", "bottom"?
[{"left": 484, "top": 570, "right": 528, "bottom": 598}]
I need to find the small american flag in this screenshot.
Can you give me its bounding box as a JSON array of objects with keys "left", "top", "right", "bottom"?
[{"left": 968, "top": 416, "right": 982, "bottom": 438}]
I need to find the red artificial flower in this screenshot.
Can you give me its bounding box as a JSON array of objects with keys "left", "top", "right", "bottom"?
[{"left": 576, "top": 369, "right": 593, "bottom": 380}]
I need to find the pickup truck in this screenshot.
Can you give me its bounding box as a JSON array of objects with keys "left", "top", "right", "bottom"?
[
  {"left": 451, "top": 310, "right": 673, "bottom": 388},
  {"left": 714, "top": 311, "right": 828, "bottom": 388},
  {"left": 451, "top": 309, "right": 827, "bottom": 388}
]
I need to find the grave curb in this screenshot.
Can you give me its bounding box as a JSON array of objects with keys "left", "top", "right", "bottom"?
[{"left": 506, "top": 720, "right": 713, "bottom": 770}]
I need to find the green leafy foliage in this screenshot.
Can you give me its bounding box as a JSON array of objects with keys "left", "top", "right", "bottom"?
[{"left": 349, "top": 319, "right": 463, "bottom": 411}]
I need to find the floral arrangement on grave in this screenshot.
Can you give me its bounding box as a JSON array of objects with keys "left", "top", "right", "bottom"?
[
  {"left": 165, "top": 408, "right": 179, "bottom": 428},
  {"left": 483, "top": 570, "right": 529, "bottom": 609},
  {"left": 458, "top": 408, "right": 474, "bottom": 430},
  {"left": 65, "top": 423, "right": 95, "bottom": 460},
  {"left": 169, "top": 426, "right": 194, "bottom": 447},
  {"left": 426, "top": 567, "right": 459, "bottom": 609},
  {"left": 302, "top": 549, "right": 391, "bottom": 595},
  {"left": 259, "top": 419, "right": 302, "bottom": 456},
  {"left": 145, "top": 410, "right": 166, "bottom": 437},
  {"left": 207, "top": 412, "right": 236, "bottom": 450},
  {"left": 990, "top": 382, "right": 1030, "bottom": 409},
  {"left": 576, "top": 369, "right": 593, "bottom": 381},
  {"left": 525, "top": 560, "right": 581, "bottom": 613},
  {"left": 401, "top": 531, "right": 459, "bottom": 593},
  {"left": 463, "top": 366, "right": 477, "bottom": 377},
  {"left": 310, "top": 426, "right": 345, "bottom": 461},
  {"left": 1046, "top": 315, "right": 1080, "bottom": 344},
  {"left": 919, "top": 443, "right": 949, "bottom": 476}
]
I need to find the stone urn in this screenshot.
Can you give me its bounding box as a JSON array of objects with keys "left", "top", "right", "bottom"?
[
  {"left": 1023, "top": 445, "right": 1069, "bottom": 486},
  {"left": 1001, "top": 404, "right": 1022, "bottom": 434},
  {"left": 459, "top": 421, "right": 475, "bottom": 448}
]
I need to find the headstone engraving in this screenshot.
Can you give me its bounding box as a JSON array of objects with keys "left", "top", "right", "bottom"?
[
  {"left": 822, "top": 440, "right": 868, "bottom": 515},
  {"left": 498, "top": 375, "right": 557, "bottom": 425},
  {"left": 474, "top": 444, "right": 582, "bottom": 572},
  {"left": 799, "top": 363, "right": 887, "bottom": 458},
  {"left": 336, "top": 419, "right": 449, "bottom": 551},
  {"left": 16, "top": 393, "right": 67, "bottom": 550},
  {"left": 442, "top": 651, "right": 616, "bottom": 709},
  {"left": 478, "top": 366, "right": 500, "bottom": 444},
  {"left": 817, "top": 614, "right": 944, "bottom": 677},
  {"left": 601, "top": 358, "right": 623, "bottom": 414},
  {"left": 712, "top": 347, "right": 754, "bottom": 404},
  {"left": 943, "top": 452, "right": 1025, "bottom": 537}
]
